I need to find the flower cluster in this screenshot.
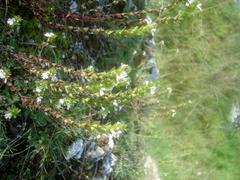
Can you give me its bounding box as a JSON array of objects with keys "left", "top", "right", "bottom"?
[
  {"left": 186, "top": 0, "right": 202, "bottom": 11},
  {"left": 0, "top": 69, "right": 7, "bottom": 83},
  {"left": 6, "top": 16, "right": 22, "bottom": 26},
  {"left": 96, "top": 129, "right": 123, "bottom": 151}
]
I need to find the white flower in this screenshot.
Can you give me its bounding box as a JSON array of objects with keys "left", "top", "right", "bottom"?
[
  {"left": 197, "top": 2, "right": 202, "bottom": 11},
  {"left": 0, "top": 69, "right": 6, "bottom": 79},
  {"left": 4, "top": 112, "right": 12, "bottom": 120},
  {"left": 113, "top": 100, "right": 118, "bottom": 107},
  {"left": 171, "top": 109, "right": 176, "bottom": 117},
  {"left": 111, "top": 130, "right": 122, "bottom": 139},
  {"left": 66, "top": 104, "right": 71, "bottom": 110},
  {"left": 116, "top": 71, "right": 128, "bottom": 82},
  {"left": 145, "top": 15, "right": 152, "bottom": 24},
  {"left": 99, "top": 88, "right": 105, "bottom": 96},
  {"left": 36, "top": 96, "right": 43, "bottom": 103},
  {"left": 133, "top": 50, "right": 137, "bottom": 55},
  {"left": 120, "top": 63, "right": 128, "bottom": 68},
  {"left": 44, "top": 32, "right": 55, "bottom": 38},
  {"left": 51, "top": 74, "right": 58, "bottom": 82},
  {"left": 188, "top": 100, "right": 193, "bottom": 104},
  {"left": 150, "top": 86, "right": 157, "bottom": 95},
  {"left": 7, "top": 18, "right": 16, "bottom": 26},
  {"left": 186, "top": 0, "right": 194, "bottom": 6},
  {"left": 151, "top": 28, "right": 157, "bottom": 36},
  {"left": 143, "top": 51, "right": 146, "bottom": 56},
  {"left": 62, "top": 32, "right": 67, "bottom": 39},
  {"left": 59, "top": 98, "right": 65, "bottom": 105},
  {"left": 108, "top": 135, "right": 114, "bottom": 149},
  {"left": 35, "top": 86, "right": 41, "bottom": 93},
  {"left": 41, "top": 71, "right": 49, "bottom": 80},
  {"left": 96, "top": 134, "right": 101, "bottom": 139}
]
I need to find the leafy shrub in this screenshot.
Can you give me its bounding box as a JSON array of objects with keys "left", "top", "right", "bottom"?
[{"left": 0, "top": 0, "right": 197, "bottom": 179}]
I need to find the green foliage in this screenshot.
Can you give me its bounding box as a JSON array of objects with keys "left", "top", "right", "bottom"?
[
  {"left": 0, "top": 0, "right": 197, "bottom": 178},
  {"left": 0, "top": 0, "right": 166, "bottom": 178}
]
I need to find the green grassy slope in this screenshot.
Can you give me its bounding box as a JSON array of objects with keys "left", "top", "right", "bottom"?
[{"left": 142, "top": 1, "right": 240, "bottom": 179}]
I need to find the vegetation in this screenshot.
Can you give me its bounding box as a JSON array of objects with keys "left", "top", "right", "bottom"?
[
  {"left": 1, "top": 0, "right": 238, "bottom": 179},
  {"left": 0, "top": 0, "right": 194, "bottom": 179},
  {"left": 142, "top": 0, "right": 240, "bottom": 179}
]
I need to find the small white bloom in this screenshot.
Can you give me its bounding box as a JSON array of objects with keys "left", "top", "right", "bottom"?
[
  {"left": 150, "top": 86, "right": 157, "bottom": 95},
  {"left": 145, "top": 15, "right": 152, "bottom": 24},
  {"left": 62, "top": 32, "right": 67, "bottom": 39},
  {"left": 115, "top": 130, "right": 122, "bottom": 138},
  {"left": 41, "top": 71, "right": 49, "bottom": 80},
  {"left": 188, "top": 100, "right": 193, "bottom": 104},
  {"left": 112, "top": 130, "right": 122, "bottom": 139},
  {"left": 36, "top": 96, "right": 43, "bottom": 103},
  {"left": 116, "top": 71, "right": 128, "bottom": 82},
  {"left": 96, "top": 134, "right": 101, "bottom": 139},
  {"left": 133, "top": 50, "right": 137, "bottom": 55},
  {"left": 0, "top": 69, "right": 6, "bottom": 79},
  {"left": 186, "top": 0, "right": 194, "bottom": 6},
  {"left": 44, "top": 32, "right": 55, "bottom": 38},
  {"left": 66, "top": 104, "right": 71, "bottom": 110},
  {"left": 4, "top": 112, "right": 12, "bottom": 120},
  {"left": 120, "top": 63, "right": 128, "bottom": 68},
  {"left": 59, "top": 98, "right": 65, "bottom": 105},
  {"left": 171, "top": 109, "right": 176, "bottom": 117},
  {"left": 51, "top": 74, "right": 58, "bottom": 82},
  {"left": 35, "top": 87, "right": 41, "bottom": 93},
  {"left": 113, "top": 100, "right": 118, "bottom": 107},
  {"left": 108, "top": 135, "right": 114, "bottom": 149},
  {"left": 197, "top": 2, "right": 202, "bottom": 11},
  {"left": 151, "top": 28, "right": 157, "bottom": 35},
  {"left": 143, "top": 51, "right": 146, "bottom": 56},
  {"left": 7, "top": 18, "right": 16, "bottom": 26},
  {"left": 99, "top": 88, "right": 105, "bottom": 96}
]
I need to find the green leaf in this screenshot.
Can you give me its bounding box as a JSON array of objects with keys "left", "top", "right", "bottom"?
[{"left": 32, "top": 111, "right": 47, "bottom": 126}]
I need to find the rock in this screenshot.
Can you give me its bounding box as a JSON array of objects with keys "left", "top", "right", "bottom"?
[
  {"left": 69, "top": 0, "right": 78, "bottom": 13},
  {"left": 143, "top": 155, "right": 161, "bottom": 180},
  {"left": 230, "top": 103, "right": 240, "bottom": 128},
  {"left": 86, "top": 146, "right": 105, "bottom": 162},
  {"left": 66, "top": 138, "right": 84, "bottom": 160}
]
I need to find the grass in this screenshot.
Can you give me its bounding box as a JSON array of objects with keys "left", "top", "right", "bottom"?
[{"left": 142, "top": 0, "right": 240, "bottom": 179}]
